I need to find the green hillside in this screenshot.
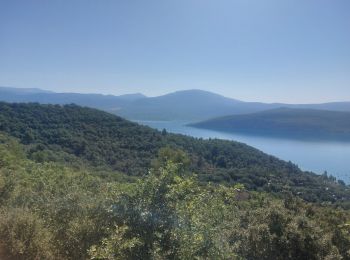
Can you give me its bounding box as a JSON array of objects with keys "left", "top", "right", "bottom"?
[
  {"left": 0, "top": 131, "right": 350, "bottom": 259},
  {"left": 0, "top": 102, "right": 349, "bottom": 204},
  {"left": 191, "top": 108, "right": 350, "bottom": 140},
  {"left": 0, "top": 103, "right": 349, "bottom": 259}
]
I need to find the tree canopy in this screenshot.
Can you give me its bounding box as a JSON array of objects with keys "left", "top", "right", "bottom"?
[
  {"left": 0, "top": 134, "right": 349, "bottom": 259},
  {"left": 0, "top": 102, "right": 349, "bottom": 206}
]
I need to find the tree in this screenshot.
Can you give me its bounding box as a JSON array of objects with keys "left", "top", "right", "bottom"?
[{"left": 89, "top": 158, "right": 238, "bottom": 259}]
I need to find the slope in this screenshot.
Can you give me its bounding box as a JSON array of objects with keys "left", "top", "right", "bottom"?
[
  {"left": 191, "top": 107, "right": 350, "bottom": 141},
  {"left": 0, "top": 102, "right": 349, "bottom": 205}
]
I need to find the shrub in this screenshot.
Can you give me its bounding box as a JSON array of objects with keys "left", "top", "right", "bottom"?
[{"left": 0, "top": 207, "right": 59, "bottom": 260}]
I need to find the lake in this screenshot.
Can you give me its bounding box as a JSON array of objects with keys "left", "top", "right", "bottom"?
[{"left": 135, "top": 120, "right": 350, "bottom": 184}]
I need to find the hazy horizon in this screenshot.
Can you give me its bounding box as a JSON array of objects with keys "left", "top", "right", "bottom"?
[
  {"left": 2, "top": 85, "right": 350, "bottom": 105},
  {"left": 1, "top": 0, "right": 349, "bottom": 103}
]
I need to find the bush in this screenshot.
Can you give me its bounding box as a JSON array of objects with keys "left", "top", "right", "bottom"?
[{"left": 0, "top": 207, "right": 59, "bottom": 260}]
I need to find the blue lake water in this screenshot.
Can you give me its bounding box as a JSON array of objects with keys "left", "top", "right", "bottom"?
[{"left": 135, "top": 120, "right": 350, "bottom": 184}]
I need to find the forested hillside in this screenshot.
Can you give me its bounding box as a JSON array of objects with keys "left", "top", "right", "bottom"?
[
  {"left": 191, "top": 108, "right": 350, "bottom": 141},
  {"left": 0, "top": 102, "right": 349, "bottom": 206},
  {"left": 0, "top": 133, "right": 350, "bottom": 259}
]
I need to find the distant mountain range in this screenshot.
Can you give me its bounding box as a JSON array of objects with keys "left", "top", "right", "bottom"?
[
  {"left": 191, "top": 108, "right": 350, "bottom": 141},
  {"left": 0, "top": 86, "right": 137, "bottom": 111},
  {"left": 1, "top": 86, "right": 350, "bottom": 121}
]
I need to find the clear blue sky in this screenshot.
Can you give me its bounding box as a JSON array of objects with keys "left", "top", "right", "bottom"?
[{"left": 1, "top": 0, "right": 349, "bottom": 103}]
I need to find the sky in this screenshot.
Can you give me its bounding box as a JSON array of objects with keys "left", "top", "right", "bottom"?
[{"left": 0, "top": 0, "right": 349, "bottom": 103}]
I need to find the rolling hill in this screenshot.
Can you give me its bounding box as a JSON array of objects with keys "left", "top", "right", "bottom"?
[
  {"left": 191, "top": 108, "right": 350, "bottom": 141},
  {"left": 0, "top": 102, "right": 349, "bottom": 205},
  {"left": 1, "top": 115, "right": 349, "bottom": 259},
  {"left": 2, "top": 87, "right": 350, "bottom": 121},
  {"left": 1, "top": 102, "right": 350, "bottom": 259}
]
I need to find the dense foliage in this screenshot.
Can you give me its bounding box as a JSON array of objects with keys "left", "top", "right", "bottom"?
[
  {"left": 0, "top": 135, "right": 349, "bottom": 259},
  {"left": 0, "top": 102, "right": 349, "bottom": 206}
]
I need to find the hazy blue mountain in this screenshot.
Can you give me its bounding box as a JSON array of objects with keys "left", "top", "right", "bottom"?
[
  {"left": 296, "top": 102, "right": 350, "bottom": 111},
  {"left": 191, "top": 107, "right": 350, "bottom": 141},
  {"left": 0, "top": 86, "right": 53, "bottom": 94},
  {"left": 0, "top": 88, "right": 273, "bottom": 120},
  {"left": 117, "top": 93, "right": 147, "bottom": 101},
  {"left": 1, "top": 87, "right": 350, "bottom": 121},
  {"left": 117, "top": 89, "right": 279, "bottom": 120},
  {"left": 118, "top": 89, "right": 350, "bottom": 120},
  {"left": 0, "top": 86, "right": 131, "bottom": 111}
]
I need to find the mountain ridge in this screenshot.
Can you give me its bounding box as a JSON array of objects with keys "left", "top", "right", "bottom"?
[{"left": 1, "top": 86, "right": 350, "bottom": 121}]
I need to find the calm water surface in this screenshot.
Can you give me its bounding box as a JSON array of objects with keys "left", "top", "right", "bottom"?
[{"left": 135, "top": 120, "right": 350, "bottom": 184}]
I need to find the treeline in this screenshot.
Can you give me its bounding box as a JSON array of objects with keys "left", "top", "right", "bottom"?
[
  {"left": 0, "top": 135, "right": 349, "bottom": 259},
  {"left": 0, "top": 102, "right": 349, "bottom": 206}
]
